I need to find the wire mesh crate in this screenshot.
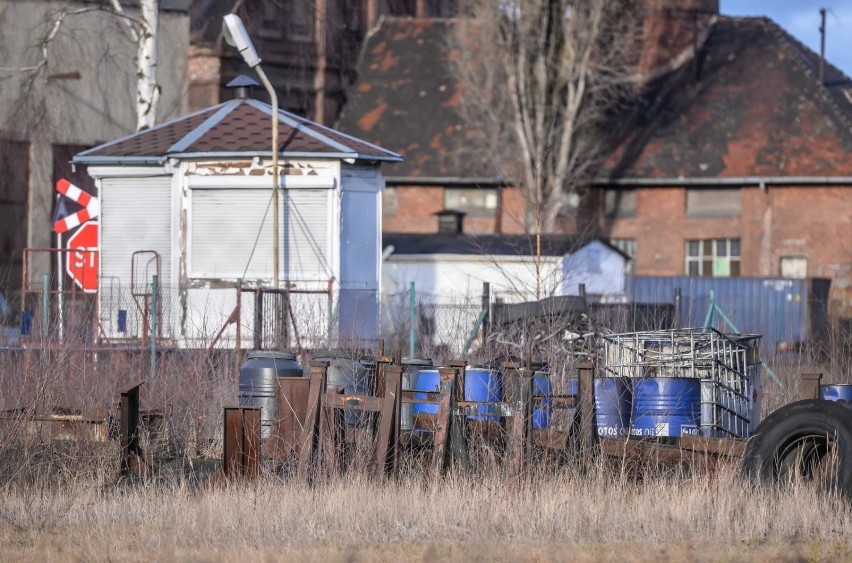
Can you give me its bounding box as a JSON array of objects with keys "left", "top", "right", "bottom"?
[{"left": 598, "top": 328, "right": 760, "bottom": 438}]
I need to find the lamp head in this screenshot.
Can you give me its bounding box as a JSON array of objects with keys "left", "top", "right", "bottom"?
[{"left": 223, "top": 14, "right": 261, "bottom": 68}]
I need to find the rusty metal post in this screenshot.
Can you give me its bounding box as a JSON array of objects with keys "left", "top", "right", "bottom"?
[
  {"left": 223, "top": 406, "right": 261, "bottom": 479},
  {"left": 374, "top": 363, "right": 402, "bottom": 479},
  {"left": 431, "top": 367, "right": 455, "bottom": 477},
  {"left": 297, "top": 361, "right": 329, "bottom": 480},
  {"left": 801, "top": 372, "right": 823, "bottom": 401},
  {"left": 506, "top": 365, "right": 532, "bottom": 475},
  {"left": 577, "top": 362, "right": 597, "bottom": 459},
  {"left": 120, "top": 382, "right": 144, "bottom": 475}
]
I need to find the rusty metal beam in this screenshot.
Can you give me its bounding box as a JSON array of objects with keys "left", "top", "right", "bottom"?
[
  {"left": 120, "top": 382, "right": 144, "bottom": 476},
  {"left": 297, "top": 362, "right": 328, "bottom": 480},
  {"left": 801, "top": 372, "right": 822, "bottom": 401},
  {"left": 374, "top": 364, "right": 402, "bottom": 478},
  {"left": 577, "top": 362, "right": 596, "bottom": 459},
  {"left": 223, "top": 406, "right": 261, "bottom": 479}
]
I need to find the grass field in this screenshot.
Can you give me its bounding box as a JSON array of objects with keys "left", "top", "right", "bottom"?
[{"left": 2, "top": 462, "right": 852, "bottom": 562}]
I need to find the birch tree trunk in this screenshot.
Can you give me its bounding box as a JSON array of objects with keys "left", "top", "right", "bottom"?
[{"left": 136, "top": 0, "right": 160, "bottom": 131}]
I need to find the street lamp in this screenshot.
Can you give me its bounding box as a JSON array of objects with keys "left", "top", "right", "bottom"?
[{"left": 223, "top": 14, "right": 280, "bottom": 288}]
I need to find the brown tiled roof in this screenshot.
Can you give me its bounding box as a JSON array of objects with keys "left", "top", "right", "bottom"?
[
  {"left": 336, "top": 18, "right": 502, "bottom": 182},
  {"left": 599, "top": 17, "right": 852, "bottom": 181},
  {"left": 74, "top": 98, "right": 401, "bottom": 164},
  {"left": 338, "top": 16, "right": 852, "bottom": 185}
]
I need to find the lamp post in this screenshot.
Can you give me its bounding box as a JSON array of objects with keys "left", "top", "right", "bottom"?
[{"left": 223, "top": 14, "right": 280, "bottom": 288}]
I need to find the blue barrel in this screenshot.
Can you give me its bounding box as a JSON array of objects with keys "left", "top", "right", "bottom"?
[
  {"left": 465, "top": 367, "right": 503, "bottom": 422},
  {"left": 631, "top": 378, "right": 701, "bottom": 437},
  {"left": 595, "top": 378, "right": 632, "bottom": 438},
  {"left": 532, "top": 372, "right": 552, "bottom": 429},
  {"left": 412, "top": 368, "right": 441, "bottom": 431},
  {"left": 820, "top": 384, "right": 852, "bottom": 406}
]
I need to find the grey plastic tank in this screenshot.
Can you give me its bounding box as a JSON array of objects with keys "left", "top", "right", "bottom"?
[
  {"left": 239, "top": 351, "right": 303, "bottom": 439},
  {"left": 401, "top": 358, "right": 433, "bottom": 431},
  {"left": 312, "top": 350, "right": 376, "bottom": 427}
]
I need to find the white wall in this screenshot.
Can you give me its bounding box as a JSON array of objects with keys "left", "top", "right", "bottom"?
[
  {"left": 383, "top": 254, "right": 564, "bottom": 303},
  {"left": 562, "top": 240, "right": 627, "bottom": 296}
]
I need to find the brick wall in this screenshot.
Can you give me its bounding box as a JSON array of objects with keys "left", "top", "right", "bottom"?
[
  {"left": 596, "top": 184, "right": 852, "bottom": 279},
  {"left": 188, "top": 46, "right": 221, "bottom": 112},
  {"left": 382, "top": 184, "right": 527, "bottom": 234}
]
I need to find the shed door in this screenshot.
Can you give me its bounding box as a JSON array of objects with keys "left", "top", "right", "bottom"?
[
  {"left": 100, "top": 176, "right": 171, "bottom": 286},
  {"left": 191, "top": 187, "right": 331, "bottom": 281},
  {"left": 191, "top": 188, "right": 273, "bottom": 279},
  {"left": 99, "top": 175, "right": 172, "bottom": 338},
  {"left": 283, "top": 188, "right": 332, "bottom": 281}
]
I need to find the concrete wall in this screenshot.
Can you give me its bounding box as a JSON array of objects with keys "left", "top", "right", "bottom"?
[{"left": 0, "top": 1, "right": 189, "bottom": 285}]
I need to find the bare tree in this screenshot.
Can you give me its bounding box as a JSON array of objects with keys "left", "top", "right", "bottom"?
[{"left": 450, "top": 0, "right": 641, "bottom": 233}]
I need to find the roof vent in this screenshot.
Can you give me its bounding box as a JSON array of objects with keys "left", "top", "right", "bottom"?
[
  {"left": 435, "top": 209, "right": 466, "bottom": 235},
  {"left": 226, "top": 75, "right": 260, "bottom": 100}
]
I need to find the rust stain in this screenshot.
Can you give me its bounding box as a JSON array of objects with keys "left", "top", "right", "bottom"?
[
  {"left": 379, "top": 51, "right": 399, "bottom": 71},
  {"left": 442, "top": 89, "right": 462, "bottom": 108},
  {"left": 357, "top": 82, "right": 373, "bottom": 93},
  {"left": 358, "top": 101, "right": 388, "bottom": 132}
]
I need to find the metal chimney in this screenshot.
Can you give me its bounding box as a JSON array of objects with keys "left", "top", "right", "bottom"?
[{"left": 226, "top": 75, "right": 260, "bottom": 100}]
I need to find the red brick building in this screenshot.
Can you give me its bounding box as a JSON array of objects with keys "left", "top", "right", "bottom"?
[
  {"left": 592, "top": 14, "right": 852, "bottom": 282},
  {"left": 337, "top": 3, "right": 852, "bottom": 294}
]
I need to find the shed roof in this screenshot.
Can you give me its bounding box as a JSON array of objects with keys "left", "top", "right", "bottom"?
[
  {"left": 74, "top": 97, "right": 402, "bottom": 166},
  {"left": 383, "top": 233, "right": 628, "bottom": 258}
]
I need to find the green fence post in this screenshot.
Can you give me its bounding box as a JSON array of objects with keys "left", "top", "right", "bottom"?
[{"left": 151, "top": 274, "right": 158, "bottom": 380}]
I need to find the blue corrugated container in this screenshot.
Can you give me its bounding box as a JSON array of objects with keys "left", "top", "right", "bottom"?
[{"left": 626, "top": 276, "right": 829, "bottom": 358}]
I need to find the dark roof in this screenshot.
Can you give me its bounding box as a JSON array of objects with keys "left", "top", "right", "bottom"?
[
  {"left": 74, "top": 98, "right": 402, "bottom": 165},
  {"left": 337, "top": 18, "right": 501, "bottom": 182},
  {"left": 339, "top": 16, "right": 852, "bottom": 185},
  {"left": 384, "top": 233, "right": 587, "bottom": 256},
  {"left": 600, "top": 17, "right": 852, "bottom": 181}
]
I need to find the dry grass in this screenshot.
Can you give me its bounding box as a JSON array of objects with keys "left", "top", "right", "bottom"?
[{"left": 2, "top": 462, "right": 852, "bottom": 561}]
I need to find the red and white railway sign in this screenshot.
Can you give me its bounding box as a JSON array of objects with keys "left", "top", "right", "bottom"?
[
  {"left": 53, "top": 179, "right": 100, "bottom": 233},
  {"left": 66, "top": 221, "right": 99, "bottom": 293}
]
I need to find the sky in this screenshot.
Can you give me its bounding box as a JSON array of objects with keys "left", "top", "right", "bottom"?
[{"left": 721, "top": 0, "right": 852, "bottom": 77}]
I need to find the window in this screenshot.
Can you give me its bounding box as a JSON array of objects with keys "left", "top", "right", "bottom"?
[
  {"left": 445, "top": 188, "right": 498, "bottom": 216},
  {"left": 780, "top": 256, "right": 807, "bottom": 279},
  {"left": 260, "top": 3, "right": 283, "bottom": 39},
  {"left": 604, "top": 189, "right": 636, "bottom": 218},
  {"left": 382, "top": 187, "right": 398, "bottom": 216},
  {"left": 686, "top": 188, "right": 740, "bottom": 217},
  {"left": 289, "top": 0, "right": 313, "bottom": 40},
  {"left": 685, "top": 239, "right": 740, "bottom": 277},
  {"left": 610, "top": 238, "right": 636, "bottom": 275}
]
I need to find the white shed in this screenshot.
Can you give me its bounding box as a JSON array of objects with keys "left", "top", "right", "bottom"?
[{"left": 74, "top": 79, "right": 401, "bottom": 349}]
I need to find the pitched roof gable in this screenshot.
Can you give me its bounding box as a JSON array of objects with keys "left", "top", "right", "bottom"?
[
  {"left": 600, "top": 17, "right": 852, "bottom": 181},
  {"left": 75, "top": 98, "right": 402, "bottom": 165}
]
